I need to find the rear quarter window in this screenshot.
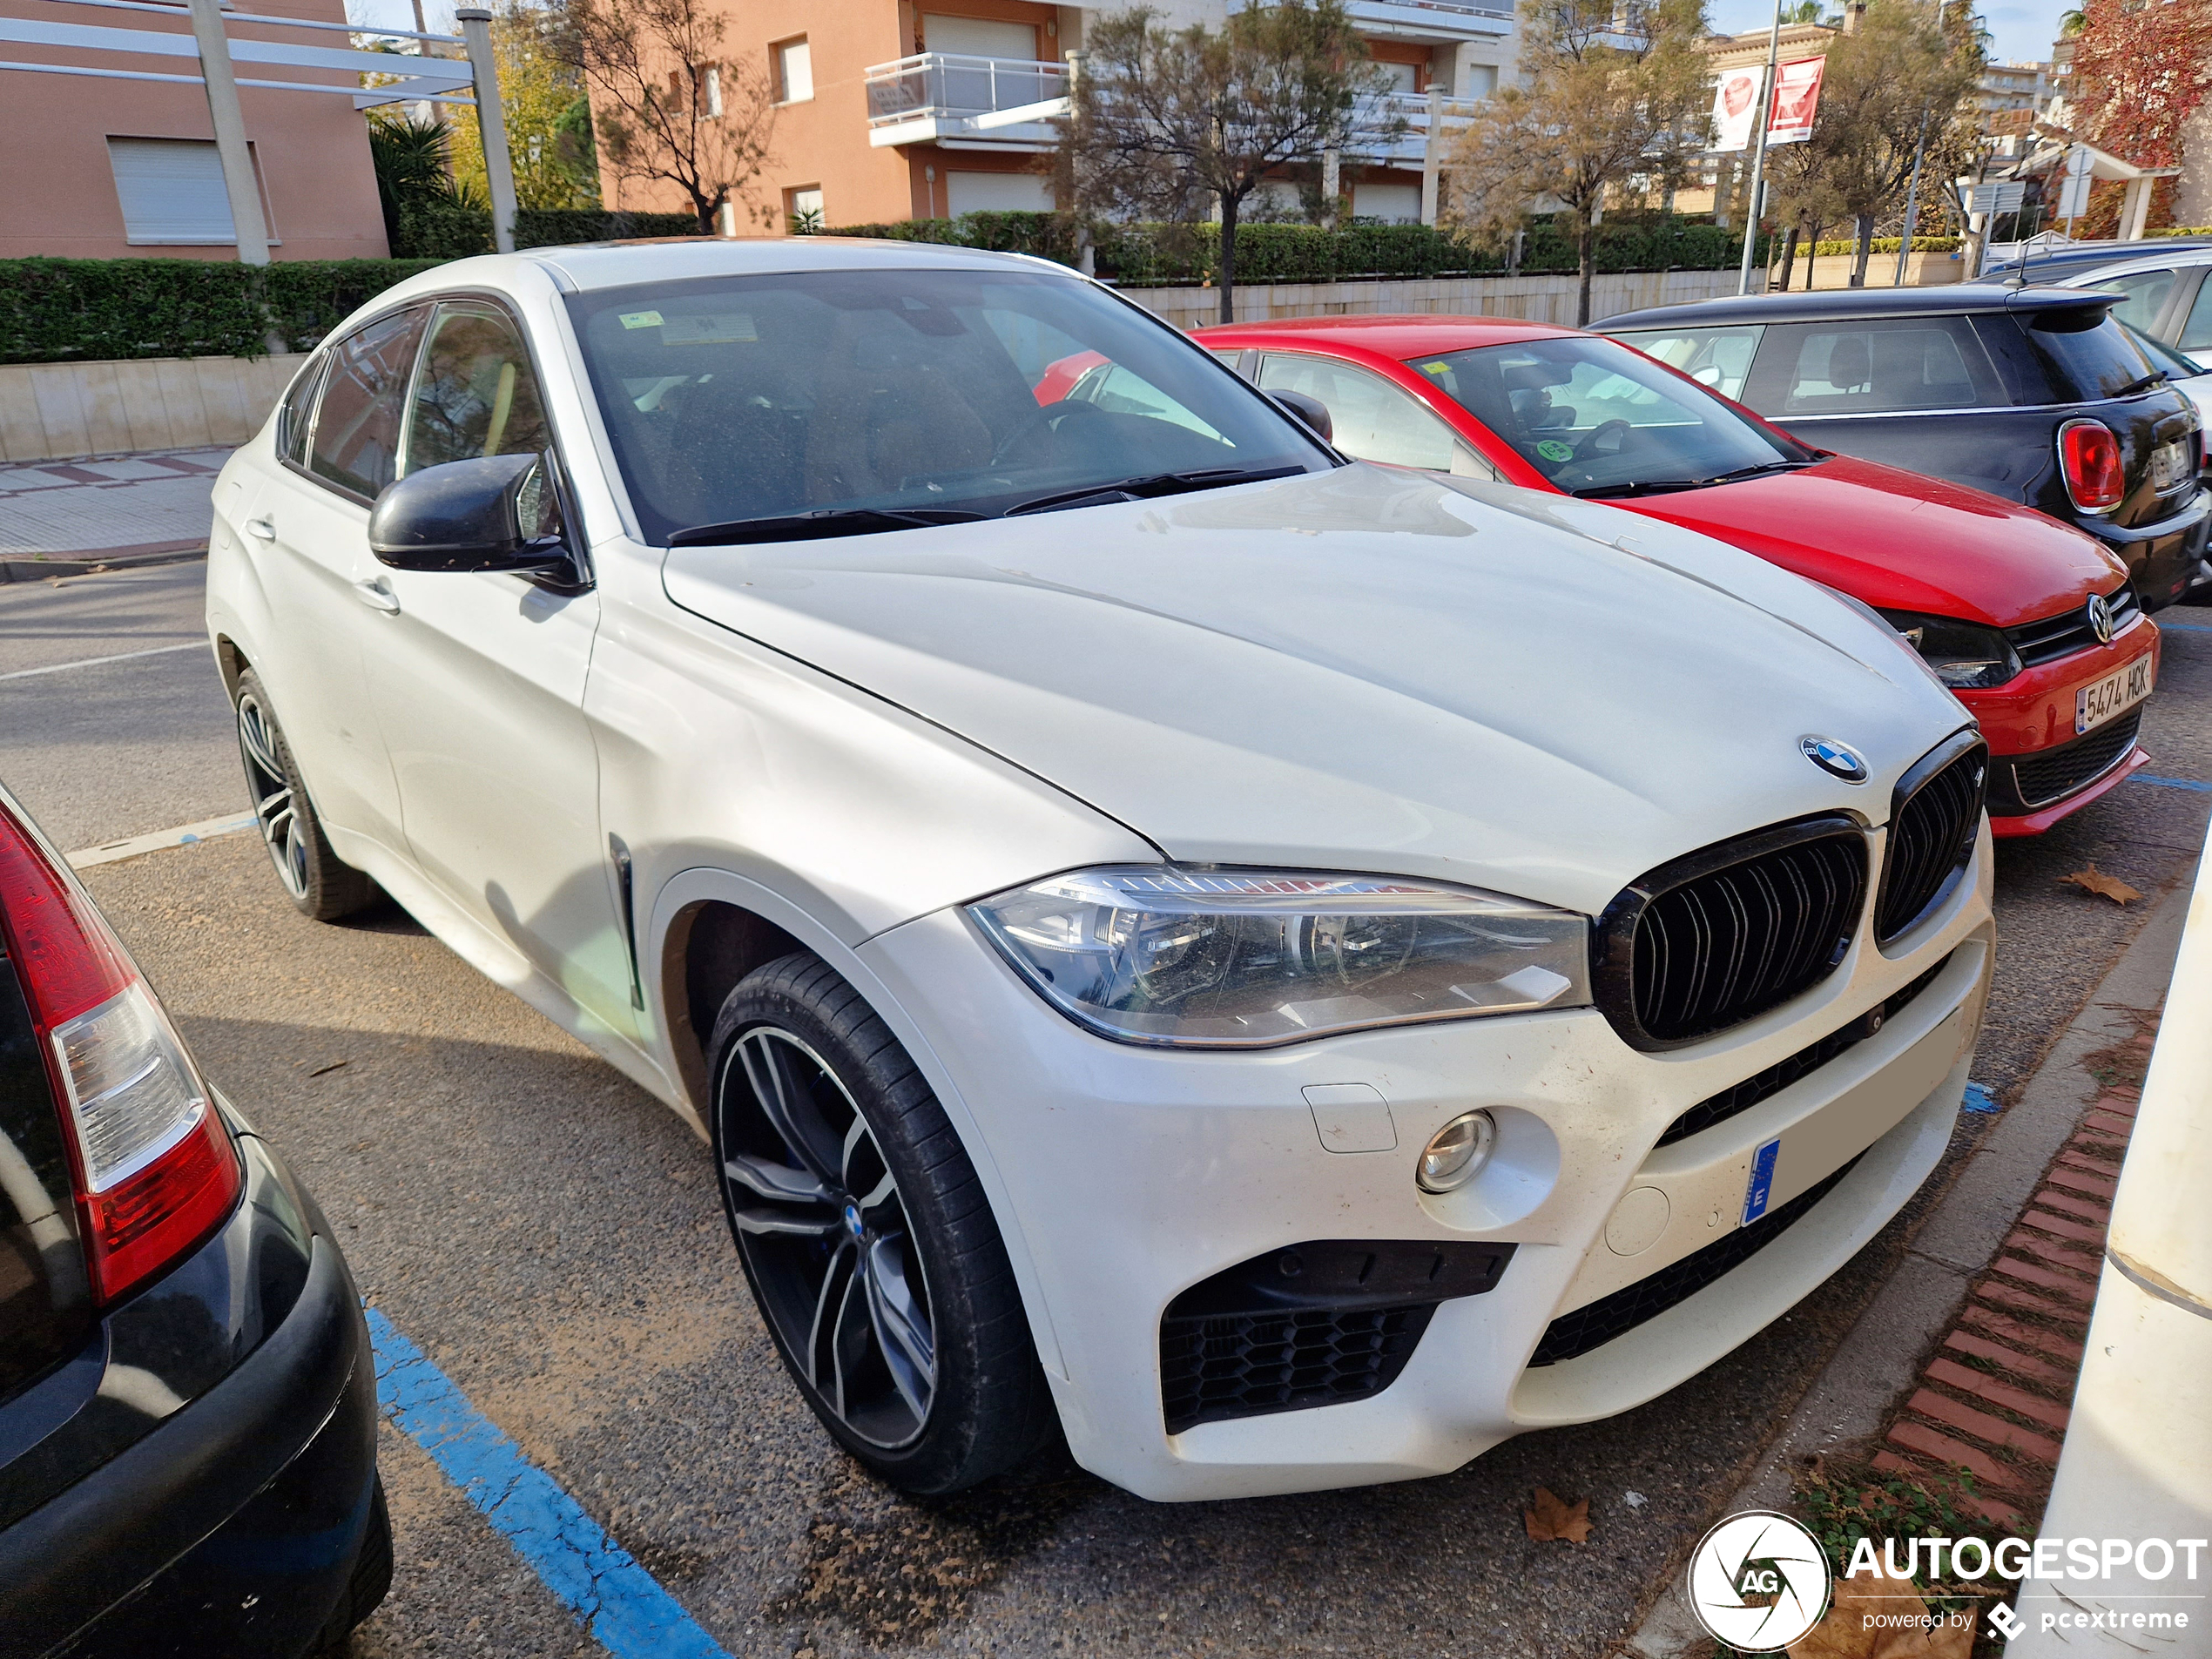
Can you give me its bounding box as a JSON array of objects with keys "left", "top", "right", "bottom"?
[
  {"left": 1745, "top": 317, "right": 2001, "bottom": 415},
  {"left": 1972, "top": 310, "right": 2158, "bottom": 404}
]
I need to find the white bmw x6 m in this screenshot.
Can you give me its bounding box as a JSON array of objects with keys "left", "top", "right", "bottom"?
[{"left": 206, "top": 239, "right": 1993, "bottom": 1502}]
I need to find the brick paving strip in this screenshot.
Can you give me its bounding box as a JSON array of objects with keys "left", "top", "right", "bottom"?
[
  {"left": 1626, "top": 878, "right": 2195, "bottom": 1656},
  {"left": 1871, "top": 1064, "right": 2145, "bottom": 1527}
]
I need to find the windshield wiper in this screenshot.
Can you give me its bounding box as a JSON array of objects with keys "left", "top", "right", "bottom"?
[
  {"left": 667, "top": 507, "right": 988, "bottom": 548},
  {"left": 1571, "top": 458, "right": 1814, "bottom": 499},
  {"left": 1003, "top": 464, "right": 1307, "bottom": 517},
  {"left": 2114, "top": 370, "right": 2170, "bottom": 397}
]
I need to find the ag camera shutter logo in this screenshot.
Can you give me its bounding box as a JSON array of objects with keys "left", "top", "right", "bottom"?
[{"left": 1687, "top": 1510, "right": 1833, "bottom": 1650}]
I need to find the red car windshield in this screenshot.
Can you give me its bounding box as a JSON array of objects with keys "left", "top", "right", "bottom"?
[{"left": 1410, "top": 335, "right": 1811, "bottom": 498}]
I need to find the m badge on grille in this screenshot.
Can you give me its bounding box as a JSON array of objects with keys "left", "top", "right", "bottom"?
[{"left": 1800, "top": 736, "right": 1869, "bottom": 784}]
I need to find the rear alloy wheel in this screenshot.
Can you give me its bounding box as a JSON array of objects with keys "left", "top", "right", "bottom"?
[
  {"left": 233, "top": 668, "right": 375, "bottom": 921},
  {"left": 707, "top": 953, "right": 1057, "bottom": 1494}
]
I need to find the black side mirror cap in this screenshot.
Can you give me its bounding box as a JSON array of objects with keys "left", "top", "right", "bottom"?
[
  {"left": 368, "top": 453, "right": 572, "bottom": 575},
  {"left": 1271, "top": 389, "right": 1333, "bottom": 444}
]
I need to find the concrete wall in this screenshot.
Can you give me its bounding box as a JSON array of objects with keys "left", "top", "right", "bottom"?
[
  {"left": 0, "top": 354, "right": 307, "bottom": 462},
  {"left": 1120, "top": 266, "right": 1756, "bottom": 331},
  {"left": 0, "top": 0, "right": 387, "bottom": 261}
]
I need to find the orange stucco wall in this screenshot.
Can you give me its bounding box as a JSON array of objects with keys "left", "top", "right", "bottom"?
[
  {"left": 0, "top": 0, "right": 388, "bottom": 262},
  {"left": 597, "top": 0, "right": 1069, "bottom": 233}
]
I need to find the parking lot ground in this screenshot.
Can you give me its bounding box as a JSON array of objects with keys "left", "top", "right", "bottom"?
[{"left": 15, "top": 559, "right": 2210, "bottom": 1659}]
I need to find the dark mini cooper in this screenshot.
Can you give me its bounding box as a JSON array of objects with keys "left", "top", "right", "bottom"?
[{"left": 1602, "top": 285, "right": 2212, "bottom": 610}]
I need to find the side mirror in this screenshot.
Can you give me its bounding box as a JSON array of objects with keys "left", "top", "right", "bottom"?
[
  {"left": 368, "top": 453, "right": 571, "bottom": 575},
  {"left": 1271, "top": 389, "right": 1333, "bottom": 444}
]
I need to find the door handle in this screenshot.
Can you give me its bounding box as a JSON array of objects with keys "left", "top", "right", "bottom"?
[
  {"left": 352, "top": 575, "right": 401, "bottom": 614},
  {"left": 244, "top": 517, "right": 277, "bottom": 541}
]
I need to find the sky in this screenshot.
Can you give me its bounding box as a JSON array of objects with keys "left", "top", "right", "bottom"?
[{"left": 1705, "top": 0, "right": 2074, "bottom": 64}]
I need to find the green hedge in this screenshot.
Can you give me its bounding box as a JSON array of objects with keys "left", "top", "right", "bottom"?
[
  {"left": 386, "top": 204, "right": 707, "bottom": 259},
  {"left": 1804, "top": 235, "right": 1964, "bottom": 257},
  {"left": 2151, "top": 226, "right": 2212, "bottom": 238},
  {"left": 822, "top": 211, "right": 1771, "bottom": 284},
  {"left": 0, "top": 257, "right": 450, "bottom": 363}
]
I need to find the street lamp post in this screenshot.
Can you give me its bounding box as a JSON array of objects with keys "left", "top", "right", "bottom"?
[{"left": 1735, "top": 0, "right": 1786, "bottom": 295}]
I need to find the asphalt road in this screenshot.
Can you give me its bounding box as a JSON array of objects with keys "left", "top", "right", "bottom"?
[{"left": 4, "top": 558, "right": 2207, "bottom": 1659}]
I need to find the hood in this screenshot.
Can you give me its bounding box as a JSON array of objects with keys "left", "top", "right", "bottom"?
[
  {"left": 1617, "top": 455, "right": 2128, "bottom": 629},
  {"left": 662, "top": 466, "right": 1971, "bottom": 918}
]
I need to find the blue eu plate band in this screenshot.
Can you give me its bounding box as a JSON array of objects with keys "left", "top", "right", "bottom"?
[{"left": 1743, "top": 1137, "right": 1782, "bottom": 1225}]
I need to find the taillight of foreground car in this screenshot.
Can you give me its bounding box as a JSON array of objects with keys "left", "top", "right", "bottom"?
[
  {"left": 0, "top": 802, "right": 239, "bottom": 1305},
  {"left": 2058, "top": 419, "right": 2126, "bottom": 515}
]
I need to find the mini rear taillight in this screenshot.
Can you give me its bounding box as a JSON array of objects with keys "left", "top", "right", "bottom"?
[
  {"left": 0, "top": 803, "right": 239, "bottom": 1305},
  {"left": 2058, "top": 419, "right": 2126, "bottom": 514}
]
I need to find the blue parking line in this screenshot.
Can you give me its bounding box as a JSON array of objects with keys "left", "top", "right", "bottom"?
[
  {"left": 366, "top": 1308, "right": 734, "bottom": 1659},
  {"left": 2155, "top": 619, "right": 2212, "bottom": 633},
  {"left": 2138, "top": 774, "right": 2212, "bottom": 793}
]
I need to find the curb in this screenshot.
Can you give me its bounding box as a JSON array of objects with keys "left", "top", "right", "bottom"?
[
  {"left": 0, "top": 542, "right": 208, "bottom": 584},
  {"left": 1622, "top": 873, "right": 2197, "bottom": 1657}
]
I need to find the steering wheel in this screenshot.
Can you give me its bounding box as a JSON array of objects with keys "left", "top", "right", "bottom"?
[
  {"left": 992, "top": 398, "right": 1109, "bottom": 466},
  {"left": 1572, "top": 419, "right": 1633, "bottom": 462}
]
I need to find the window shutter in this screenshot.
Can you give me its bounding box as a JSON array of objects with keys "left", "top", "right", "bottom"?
[{"left": 106, "top": 138, "right": 246, "bottom": 246}]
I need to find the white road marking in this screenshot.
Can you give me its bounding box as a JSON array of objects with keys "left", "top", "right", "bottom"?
[
  {"left": 69, "top": 813, "right": 257, "bottom": 869},
  {"left": 0, "top": 641, "right": 203, "bottom": 681}
]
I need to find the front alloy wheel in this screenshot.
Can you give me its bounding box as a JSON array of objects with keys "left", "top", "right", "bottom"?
[
  {"left": 231, "top": 668, "right": 375, "bottom": 921},
  {"left": 707, "top": 953, "right": 1057, "bottom": 1493}
]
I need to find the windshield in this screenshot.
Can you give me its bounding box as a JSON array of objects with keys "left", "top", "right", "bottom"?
[
  {"left": 566, "top": 268, "right": 1329, "bottom": 543},
  {"left": 1410, "top": 334, "right": 1803, "bottom": 495}
]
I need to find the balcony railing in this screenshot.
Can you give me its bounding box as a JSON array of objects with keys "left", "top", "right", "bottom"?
[
  {"left": 865, "top": 52, "right": 1070, "bottom": 131},
  {"left": 1351, "top": 91, "right": 1488, "bottom": 164}
]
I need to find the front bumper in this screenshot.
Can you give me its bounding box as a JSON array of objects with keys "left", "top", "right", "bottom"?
[
  {"left": 1968, "top": 620, "right": 2160, "bottom": 834},
  {"left": 860, "top": 828, "right": 1994, "bottom": 1501}
]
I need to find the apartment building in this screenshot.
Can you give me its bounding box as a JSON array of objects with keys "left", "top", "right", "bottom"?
[
  {"left": 1975, "top": 59, "right": 2051, "bottom": 133},
  {"left": 628, "top": 0, "right": 1517, "bottom": 233}
]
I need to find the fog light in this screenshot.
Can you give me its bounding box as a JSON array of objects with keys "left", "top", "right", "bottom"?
[{"left": 1417, "top": 1109, "right": 1496, "bottom": 1193}]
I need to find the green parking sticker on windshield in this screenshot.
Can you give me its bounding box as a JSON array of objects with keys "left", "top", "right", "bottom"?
[{"left": 1537, "top": 439, "right": 1575, "bottom": 463}]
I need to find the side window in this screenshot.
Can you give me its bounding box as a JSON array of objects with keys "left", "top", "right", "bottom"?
[
  {"left": 308, "top": 307, "right": 429, "bottom": 500},
  {"left": 2099, "top": 269, "right": 2175, "bottom": 334},
  {"left": 1750, "top": 319, "right": 1994, "bottom": 416},
  {"left": 2180, "top": 275, "right": 2212, "bottom": 354},
  {"left": 276, "top": 356, "right": 326, "bottom": 469},
  {"left": 1257, "top": 354, "right": 1469, "bottom": 472},
  {"left": 1610, "top": 325, "right": 1764, "bottom": 401},
  {"left": 400, "top": 301, "right": 551, "bottom": 476}
]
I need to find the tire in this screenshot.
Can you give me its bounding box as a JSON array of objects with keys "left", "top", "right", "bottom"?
[
  {"left": 706, "top": 952, "right": 1058, "bottom": 1495},
  {"left": 233, "top": 667, "right": 375, "bottom": 921},
  {"left": 310, "top": 1474, "right": 393, "bottom": 1655}
]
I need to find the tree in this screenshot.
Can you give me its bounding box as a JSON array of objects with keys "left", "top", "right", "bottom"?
[
  {"left": 563, "top": 0, "right": 779, "bottom": 233},
  {"left": 1053, "top": 2, "right": 1398, "bottom": 324},
  {"left": 1440, "top": 0, "right": 1714, "bottom": 326},
  {"left": 2065, "top": 0, "right": 2212, "bottom": 233},
  {"left": 448, "top": 0, "right": 602, "bottom": 210}
]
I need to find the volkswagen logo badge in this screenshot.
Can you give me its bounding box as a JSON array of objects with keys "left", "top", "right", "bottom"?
[
  {"left": 2088, "top": 591, "right": 2116, "bottom": 645},
  {"left": 1801, "top": 736, "right": 1870, "bottom": 783}
]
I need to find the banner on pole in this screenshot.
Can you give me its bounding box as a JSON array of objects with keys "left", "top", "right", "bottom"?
[
  {"left": 1711, "top": 66, "right": 1762, "bottom": 152},
  {"left": 1765, "top": 57, "right": 1824, "bottom": 145}
]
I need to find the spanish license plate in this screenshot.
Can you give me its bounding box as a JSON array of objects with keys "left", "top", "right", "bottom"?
[
  {"left": 2076, "top": 654, "right": 2155, "bottom": 734},
  {"left": 2151, "top": 439, "right": 2193, "bottom": 494}
]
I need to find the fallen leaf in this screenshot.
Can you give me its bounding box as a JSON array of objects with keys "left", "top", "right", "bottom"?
[
  {"left": 1524, "top": 1486, "right": 1591, "bottom": 1542},
  {"left": 1788, "top": 1566, "right": 1973, "bottom": 1659},
  {"left": 2060, "top": 863, "right": 2142, "bottom": 906}
]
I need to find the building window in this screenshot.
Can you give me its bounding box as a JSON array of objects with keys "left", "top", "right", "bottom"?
[
  {"left": 944, "top": 171, "right": 1055, "bottom": 215},
  {"left": 106, "top": 136, "right": 273, "bottom": 246},
  {"left": 920, "top": 15, "right": 1041, "bottom": 59},
  {"left": 786, "top": 185, "right": 823, "bottom": 233},
  {"left": 701, "top": 64, "right": 723, "bottom": 118},
  {"left": 774, "top": 37, "right": 812, "bottom": 103}
]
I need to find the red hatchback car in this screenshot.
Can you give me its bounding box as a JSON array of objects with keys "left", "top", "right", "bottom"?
[{"left": 1197, "top": 315, "right": 2160, "bottom": 835}]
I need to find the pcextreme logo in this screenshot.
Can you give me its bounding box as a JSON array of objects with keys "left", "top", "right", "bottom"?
[{"left": 1686, "top": 1510, "right": 1833, "bottom": 1651}]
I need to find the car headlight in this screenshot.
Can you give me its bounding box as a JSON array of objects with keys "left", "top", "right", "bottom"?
[
  {"left": 968, "top": 867, "right": 1590, "bottom": 1047},
  {"left": 1878, "top": 610, "right": 2022, "bottom": 691}
]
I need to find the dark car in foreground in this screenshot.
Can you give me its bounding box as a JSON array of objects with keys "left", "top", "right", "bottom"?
[
  {"left": 1601, "top": 285, "right": 2211, "bottom": 610},
  {"left": 0, "top": 784, "right": 388, "bottom": 1657}
]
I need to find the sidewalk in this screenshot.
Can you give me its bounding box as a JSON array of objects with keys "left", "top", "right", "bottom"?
[{"left": 0, "top": 445, "right": 229, "bottom": 577}]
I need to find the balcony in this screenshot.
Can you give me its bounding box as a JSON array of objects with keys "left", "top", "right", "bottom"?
[
  {"left": 1348, "top": 91, "right": 1488, "bottom": 165},
  {"left": 1230, "top": 0, "right": 1512, "bottom": 40},
  {"left": 865, "top": 53, "right": 1071, "bottom": 151}
]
